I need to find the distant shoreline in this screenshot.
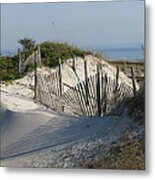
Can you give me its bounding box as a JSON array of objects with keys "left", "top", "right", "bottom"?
[
  {"left": 106, "top": 59, "right": 144, "bottom": 63},
  {"left": 1, "top": 46, "right": 144, "bottom": 62}
]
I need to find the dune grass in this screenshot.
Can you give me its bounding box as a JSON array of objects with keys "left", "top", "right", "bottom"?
[{"left": 84, "top": 139, "right": 145, "bottom": 170}]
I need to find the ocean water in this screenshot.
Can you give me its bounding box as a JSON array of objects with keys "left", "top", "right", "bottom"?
[
  {"left": 1, "top": 49, "right": 17, "bottom": 57},
  {"left": 1, "top": 45, "right": 144, "bottom": 62},
  {"left": 93, "top": 48, "right": 144, "bottom": 61}
]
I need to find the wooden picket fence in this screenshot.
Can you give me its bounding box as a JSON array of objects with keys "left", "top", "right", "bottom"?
[
  {"left": 35, "top": 60, "right": 134, "bottom": 116},
  {"left": 18, "top": 46, "right": 42, "bottom": 75},
  {"left": 36, "top": 71, "right": 64, "bottom": 112},
  {"left": 63, "top": 73, "right": 133, "bottom": 116}
]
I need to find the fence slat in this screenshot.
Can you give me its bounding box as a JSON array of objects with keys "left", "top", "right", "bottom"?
[
  {"left": 35, "top": 60, "right": 134, "bottom": 116},
  {"left": 72, "top": 56, "right": 76, "bottom": 71},
  {"left": 34, "top": 53, "right": 37, "bottom": 99},
  {"left": 96, "top": 64, "right": 101, "bottom": 116},
  {"left": 84, "top": 58, "right": 89, "bottom": 105},
  {"left": 75, "top": 86, "right": 85, "bottom": 116},
  {"left": 131, "top": 66, "right": 136, "bottom": 97},
  {"left": 58, "top": 59, "right": 63, "bottom": 96},
  {"left": 102, "top": 73, "right": 108, "bottom": 114}
]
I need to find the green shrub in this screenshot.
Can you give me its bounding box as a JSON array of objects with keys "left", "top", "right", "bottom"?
[
  {"left": 0, "top": 56, "right": 16, "bottom": 81},
  {"left": 40, "top": 41, "right": 91, "bottom": 67}
]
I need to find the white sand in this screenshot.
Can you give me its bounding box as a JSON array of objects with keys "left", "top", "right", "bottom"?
[
  {"left": 38, "top": 55, "right": 139, "bottom": 92},
  {"left": 1, "top": 104, "right": 133, "bottom": 167},
  {"left": 1, "top": 87, "right": 133, "bottom": 167}
]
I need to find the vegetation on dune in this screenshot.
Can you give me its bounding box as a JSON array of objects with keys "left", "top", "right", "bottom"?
[
  {"left": 0, "top": 38, "right": 94, "bottom": 82},
  {"left": 18, "top": 38, "right": 36, "bottom": 60},
  {"left": 85, "top": 140, "right": 145, "bottom": 170},
  {"left": 0, "top": 38, "right": 36, "bottom": 82},
  {"left": 40, "top": 41, "right": 91, "bottom": 67},
  {"left": 0, "top": 56, "right": 17, "bottom": 81},
  {"left": 127, "top": 87, "right": 145, "bottom": 123},
  {"left": 0, "top": 38, "right": 91, "bottom": 81},
  {"left": 103, "top": 140, "right": 145, "bottom": 170}
]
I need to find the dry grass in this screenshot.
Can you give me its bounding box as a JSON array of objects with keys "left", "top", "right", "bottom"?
[
  {"left": 127, "top": 87, "right": 145, "bottom": 123},
  {"left": 84, "top": 140, "right": 145, "bottom": 170}
]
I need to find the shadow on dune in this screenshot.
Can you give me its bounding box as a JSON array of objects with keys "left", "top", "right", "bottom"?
[{"left": 0, "top": 103, "right": 132, "bottom": 161}]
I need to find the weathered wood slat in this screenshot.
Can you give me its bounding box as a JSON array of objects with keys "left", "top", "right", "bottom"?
[
  {"left": 35, "top": 60, "right": 135, "bottom": 116},
  {"left": 58, "top": 59, "right": 63, "bottom": 96},
  {"left": 96, "top": 64, "right": 101, "bottom": 116},
  {"left": 87, "top": 77, "right": 95, "bottom": 115},
  {"left": 76, "top": 84, "right": 87, "bottom": 116},
  {"left": 131, "top": 66, "right": 137, "bottom": 97},
  {"left": 75, "top": 86, "right": 85, "bottom": 116}
]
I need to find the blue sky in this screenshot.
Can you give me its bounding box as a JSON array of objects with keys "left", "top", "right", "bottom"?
[{"left": 1, "top": 1, "right": 144, "bottom": 50}]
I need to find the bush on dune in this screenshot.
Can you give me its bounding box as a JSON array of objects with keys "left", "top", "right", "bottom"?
[
  {"left": 40, "top": 41, "right": 91, "bottom": 67},
  {"left": 0, "top": 56, "right": 16, "bottom": 81},
  {"left": 0, "top": 41, "right": 93, "bottom": 81}
]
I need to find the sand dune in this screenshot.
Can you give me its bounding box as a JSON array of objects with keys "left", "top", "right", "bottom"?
[
  {"left": 1, "top": 106, "right": 53, "bottom": 148},
  {"left": 0, "top": 56, "right": 136, "bottom": 167},
  {"left": 1, "top": 99, "right": 133, "bottom": 167}
]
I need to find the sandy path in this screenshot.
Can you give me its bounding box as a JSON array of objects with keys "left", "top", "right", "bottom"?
[{"left": 1, "top": 100, "right": 132, "bottom": 167}]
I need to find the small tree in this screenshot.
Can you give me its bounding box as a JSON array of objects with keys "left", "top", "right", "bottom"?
[
  {"left": 18, "top": 38, "right": 36, "bottom": 59},
  {"left": 18, "top": 38, "right": 35, "bottom": 51}
]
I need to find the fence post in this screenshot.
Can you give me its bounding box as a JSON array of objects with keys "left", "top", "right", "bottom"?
[
  {"left": 34, "top": 52, "right": 37, "bottom": 99},
  {"left": 84, "top": 57, "right": 89, "bottom": 105},
  {"left": 131, "top": 66, "right": 136, "bottom": 97},
  {"left": 116, "top": 66, "right": 120, "bottom": 87},
  {"left": 115, "top": 66, "right": 120, "bottom": 102},
  {"left": 72, "top": 56, "right": 76, "bottom": 71},
  {"left": 38, "top": 45, "right": 42, "bottom": 66},
  {"left": 103, "top": 73, "right": 108, "bottom": 114},
  {"left": 18, "top": 48, "right": 22, "bottom": 75},
  {"left": 96, "top": 64, "right": 101, "bottom": 116},
  {"left": 123, "top": 62, "right": 126, "bottom": 72},
  {"left": 58, "top": 58, "right": 63, "bottom": 97}
]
